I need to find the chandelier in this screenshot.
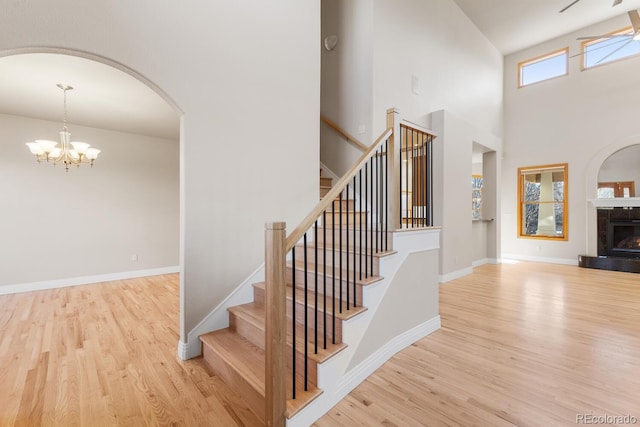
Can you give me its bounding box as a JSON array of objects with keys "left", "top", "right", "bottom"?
[{"left": 25, "top": 84, "right": 101, "bottom": 172}]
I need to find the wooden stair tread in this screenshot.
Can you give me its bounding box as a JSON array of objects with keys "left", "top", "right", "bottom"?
[
  {"left": 200, "top": 329, "right": 265, "bottom": 394},
  {"left": 287, "top": 260, "right": 384, "bottom": 286},
  {"left": 200, "top": 329, "right": 323, "bottom": 419},
  {"left": 228, "top": 303, "right": 348, "bottom": 363},
  {"left": 253, "top": 282, "right": 367, "bottom": 321},
  {"left": 286, "top": 376, "right": 323, "bottom": 419}
]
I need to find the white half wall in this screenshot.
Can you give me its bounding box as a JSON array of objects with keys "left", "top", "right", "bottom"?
[{"left": 0, "top": 114, "right": 179, "bottom": 288}]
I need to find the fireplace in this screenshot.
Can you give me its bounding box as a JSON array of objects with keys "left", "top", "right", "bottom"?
[
  {"left": 608, "top": 220, "right": 640, "bottom": 257},
  {"left": 580, "top": 206, "right": 640, "bottom": 272}
]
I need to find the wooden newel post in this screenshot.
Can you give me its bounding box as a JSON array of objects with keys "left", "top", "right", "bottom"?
[
  {"left": 387, "top": 108, "right": 402, "bottom": 231},
  {"left": 265, "top": 221, "right": 287, "bottom": 427}
]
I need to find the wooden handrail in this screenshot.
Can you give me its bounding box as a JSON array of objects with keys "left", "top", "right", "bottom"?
[
  {"left": 321, "top": 116, "right": 369, "bottom": 152},
  {"left": 286, "top": 127, "right": 393, "bottom": 252}
]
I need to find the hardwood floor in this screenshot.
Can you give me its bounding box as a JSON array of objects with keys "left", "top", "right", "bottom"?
[
  {"left": 316, "top": 262, "right": 640, "bottom": 426},
  {"left": 2, "top": 263, "right": 639, "bottom": 426},
  {"left": 0, "top": 274, "right": 261, "bottom": 427}
]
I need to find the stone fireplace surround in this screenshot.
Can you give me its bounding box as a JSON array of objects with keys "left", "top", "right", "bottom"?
[{"left": 580, "top": 200, "right": 640, "bottom": 273}]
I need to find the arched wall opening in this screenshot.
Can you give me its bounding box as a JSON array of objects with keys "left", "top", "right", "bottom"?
[{"left": 0, "top": 47, "right": 184, "bottom": 339}]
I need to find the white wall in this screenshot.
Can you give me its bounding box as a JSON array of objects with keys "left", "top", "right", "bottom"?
[
  {"left": 0, "top": 0, "right": 321, "bottom": 346},
  {"left": 321, "top": 0, "right": 374, "bottom": 176},
  {"left": 432, "top": 111, "right": 501, "bottom": 280},
  {"left": 371, "top": 0, "right": 504, "bottom": 136},
  {"left": 0, "top": 114, "right": 179, "bottom": 286},
  {"left": 321, "top": 0, "right": 504, "bottom": 174},
  {"left": 502, "top": 14, "right": 640, "bottom": 263},
  {"left": 598, "top": 144, "right": 640, "bottom": 188}
]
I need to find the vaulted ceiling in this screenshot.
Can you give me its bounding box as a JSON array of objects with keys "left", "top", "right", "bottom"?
[
  {"left": 4, "top": 1, "right": 640, "bottom": 139},
  {"left": 452, "top": 0, "right": 640, "bottom": 54}
]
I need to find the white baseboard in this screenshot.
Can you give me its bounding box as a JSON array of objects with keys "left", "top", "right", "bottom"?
[
  {"left": 472, "top": 258, "right": 489, "bottom": 267},
  {"left": 180, "top": 263, "right": 265, "bottom": 360},
  {"left": 0, "top": 266, "right": 180, "bottom": 296},
  {"left": 287, "top": 316, "right": 441, "bottom": 427},
  {"left": 439, "top": 266, "right": 473, "bottom": 283},
  {"left": 177, "top": 340, "right": 190, "bottom": 361},
  {"left": 501, "top": 254, "right": 578, "bottom": 266},
  {"left": 335, "top": 315, "right": 441, "bottom": 395}
]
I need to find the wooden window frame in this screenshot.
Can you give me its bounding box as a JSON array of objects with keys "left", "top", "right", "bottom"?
[
  {"left": 581, "top": 26, "right": 640, "bottom": 71},
  {"left": 517, "top": 163, "right": 569, "bottom": 241},
  {"left": 518, "top": 48, "right": 569, "bottom": 88}
]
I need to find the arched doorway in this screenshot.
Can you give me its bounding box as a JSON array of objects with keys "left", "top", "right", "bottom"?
[{"left": 0, "top": 50, "right": 182, "bottom": 309}]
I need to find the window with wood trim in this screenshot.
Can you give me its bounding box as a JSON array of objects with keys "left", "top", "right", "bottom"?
[
  {"left": 518, "top": 164, "right": 568, "bottom": 240},
  {"left": 582, "top": 27, "right": 640, "bottom": 69},
  {"left": 518, "top": 48, "right": 569, "bottom": 88}
]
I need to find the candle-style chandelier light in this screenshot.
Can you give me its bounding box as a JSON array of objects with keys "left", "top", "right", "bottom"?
[{"left": 25, "top": 84, "right": 101, "bottom": 172}]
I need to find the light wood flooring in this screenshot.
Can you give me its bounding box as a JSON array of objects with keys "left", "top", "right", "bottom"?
[
  {"left": 0, "top": 274, "right": 261, "bottom": 427},
  {"left": 1, "top": 263, "right": 639, "bottom": 426},
  {"left": 316, "top": 262, "right": 640, "bottom": 426}
]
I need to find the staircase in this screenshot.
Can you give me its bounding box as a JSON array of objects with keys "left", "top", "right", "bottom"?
[{"left": 199, "top": 169, "right": 387, "bottom": 424}]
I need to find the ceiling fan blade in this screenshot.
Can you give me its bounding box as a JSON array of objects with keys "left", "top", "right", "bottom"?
[
  {"left": 628, "top": 10, "right": 640, "bottom": 33},
  {"left": 569, "top": 37, "right": 630, "bottom": 58},
  {"left": 596, "top": 38, "right": 634, "bottom": 64},
  {"left": 612, "top": 0, "right": 623, "bottom": 6},
  {"left": 560, "top": 0, "right": 581, "bottom": 13}
]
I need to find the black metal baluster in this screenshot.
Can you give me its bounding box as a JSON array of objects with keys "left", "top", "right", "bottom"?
[
  {"left": 369, "top": 157, "right": 374, "bottom": 277},
  {"left": 291, "top": 246, "right": 296, "bottom": 399},
  {"left": 399, "top": 127, "right": 404, "bottom": 228},
  {"left": 364, "top": 163, "right": 368, "bottom": 278},
  {"left": 352, "top": 175, "right": 357, "bottom": 309},
  {"left": 346, "top": 184, "right": 350, "bottom": 311},
  {"left": 410, "top": 128, "right": 413, "bottom": 229},
  {"left": 314, "top": 220, "right": 318, "bottom": 355},
  {"left": 339, "top": 191, "right": 343, "bottom": 313},
  {"left": 376, "top": 148, "right": 380, "bottom": 255},
  {"left": 323, "top": 211, "right": 327, "bottom": 350},
  {"left": 384, "top": 139, "right": 388, "bottom": 251},
  {"left": 423, "top": 133, "right": 427, "bottom": 226},
  {"left": 303, "top": 232, "right": 308, "bottom": 391},
  {"left": 359, "top": 169, "right": 363, "bottom": 281},
  {"left": 331, "top": 200, "right": 336, "bottom": 344},
  {"left": 428, "top": 135, "right": 433, "bottom": 226}
]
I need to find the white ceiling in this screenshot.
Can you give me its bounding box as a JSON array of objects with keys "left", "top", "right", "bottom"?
[
  {"left": 452, "top": 0, "right": 640, "bottom": 54},
  {"left": 0, "top": 53, "right": 179, "bottom": 140}
]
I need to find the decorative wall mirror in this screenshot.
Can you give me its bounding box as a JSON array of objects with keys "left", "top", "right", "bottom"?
[
  {"left": 597, "top": 144, "right": 640, "bottom": 198},
  {"left": 518, "top": 163, "right": 568, "bottom": 240}
]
